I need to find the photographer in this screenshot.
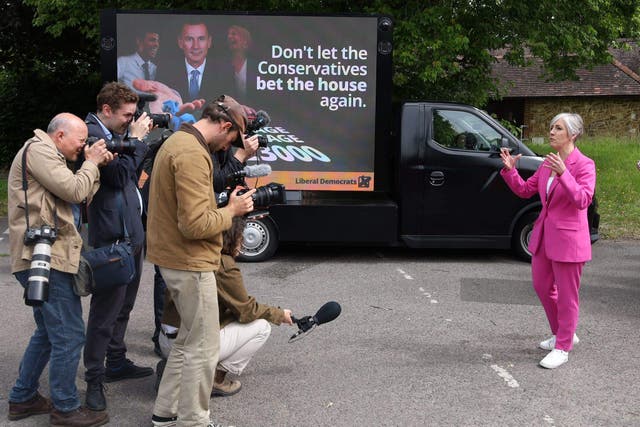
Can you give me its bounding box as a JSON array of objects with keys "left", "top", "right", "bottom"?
[
  {"left": 148, "top": 95, "right": 255, "bottom": 427},
  {"left": 82, "top": 82, "right": 154, "bottom": 413},
  {"left": 157, "top": 216, "right": 293, "bottom": 397},
  {"left": 7, "top": 113, "right": 112, "bottom": 426},
  {"left": 150, "top": 111, "right": 259, "bottom": 357}
]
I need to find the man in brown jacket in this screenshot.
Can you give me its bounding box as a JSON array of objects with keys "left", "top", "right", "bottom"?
[
  {"left": 147, "top": 95, "right": 255, "bottom": 427},
  {"left": 7, "top": 113, "right": 113, "bottom": 426}
]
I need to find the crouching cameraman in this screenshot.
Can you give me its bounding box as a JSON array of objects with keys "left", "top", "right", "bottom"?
[
  {"left": 156, "top": 216, "right": 293, "bottom": 396},
  {"left": 7, "top": 113, "right": 113, "bottom": 426}
]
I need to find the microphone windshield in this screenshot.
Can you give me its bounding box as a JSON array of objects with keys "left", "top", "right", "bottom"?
[
  {"left": 247, "top": 110, "right": 271, "bottom": 132},
  {"left": 255, "top": 110, "right": 271, "bottom": 126},
  {"left": 244, "top": 164, "right": 272, "bottom": 177},
  {"left": 313, "top": 301, "right": 341, "bottom": 325}
]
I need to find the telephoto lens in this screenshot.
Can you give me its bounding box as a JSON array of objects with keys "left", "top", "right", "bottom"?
[{"left": 25, "top": 240, "right": 52, "bottom": 306}]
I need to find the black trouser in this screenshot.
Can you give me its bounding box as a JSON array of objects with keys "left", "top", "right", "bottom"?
[
  {"left": 84, "top": 247, "right": 144, "bottom": 383},
  {"left": 152, "top": 265, "right": 167, "bottom": 345}
]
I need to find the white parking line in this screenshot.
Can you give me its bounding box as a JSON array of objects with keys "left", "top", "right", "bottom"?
[
  {"left": 490, "top": 364, "right": 520, "bottom": 388},
  {"left": 396, "top": 268, "right": 414, "bottom": 280}
]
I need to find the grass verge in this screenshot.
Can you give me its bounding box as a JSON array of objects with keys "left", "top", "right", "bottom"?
[{"left": 526, "top": 137, "right": 640, "bottom": 239}]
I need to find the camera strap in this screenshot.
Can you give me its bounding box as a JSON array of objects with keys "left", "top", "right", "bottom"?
[
  {"left": 116, "top": 191, "right": 130, "bottom": 243},
  {"left": 21, "top": 141, "right": 59, "bottom": 232}
]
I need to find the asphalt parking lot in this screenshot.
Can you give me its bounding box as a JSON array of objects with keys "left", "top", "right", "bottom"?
[{"left": 0, "top": 221, "right": 639, "bottom": 426}]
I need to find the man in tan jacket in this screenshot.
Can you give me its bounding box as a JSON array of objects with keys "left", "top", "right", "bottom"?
[
  {"left": 148, "top": 95, "right": 255, "bottom": 427},
  {"left": 7, "top": 113, "right": 113, "bottom": 426}
]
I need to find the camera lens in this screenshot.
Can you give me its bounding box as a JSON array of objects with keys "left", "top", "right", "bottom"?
[
  {"left": 25, "top": 240, "right": 52, "bottom": 306},
  {"left": 252, "top": 183, "right": 286, "bottom": 207}
]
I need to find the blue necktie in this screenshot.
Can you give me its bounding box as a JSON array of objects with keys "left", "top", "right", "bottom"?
[
  {"left": 189, "top": 69, "right": 200, "bottom": 100},
  {"left": 142, "top": 62, "right": 150, "bottom": 81}
]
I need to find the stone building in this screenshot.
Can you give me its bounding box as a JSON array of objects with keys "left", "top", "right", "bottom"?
[{"left": 487, "top": 42, "right": 640, "bottom": 142}]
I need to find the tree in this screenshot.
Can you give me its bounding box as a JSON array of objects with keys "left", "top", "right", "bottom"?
[{"left": 1, "top": 0, "right": 639, "bottom": 165}]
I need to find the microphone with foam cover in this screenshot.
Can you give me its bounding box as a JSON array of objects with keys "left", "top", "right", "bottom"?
[
  {"left": 225, "top": 164, "right": 272, "bottom": 187},
  {"left": 313, "top": 301, "right": 342, "bottom": 325},
  {"left": 289, "top": 301, "right": 342, "bottom": 343},
  {"left": 243, "top": 164, "right": 272, "bottom": 178}
]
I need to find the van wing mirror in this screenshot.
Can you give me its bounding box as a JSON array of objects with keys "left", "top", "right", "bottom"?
[{"left": 500, "top": 137, "right": 515, "bottom": 153}]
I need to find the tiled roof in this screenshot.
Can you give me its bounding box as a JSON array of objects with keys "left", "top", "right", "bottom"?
[{"left": 492, "top": 42, "right": 640, "bottom": 97}]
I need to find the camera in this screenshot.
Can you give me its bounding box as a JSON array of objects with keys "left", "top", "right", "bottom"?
[
  {"left": 23, "top": 225, "right": 57, "bottom": 306},
  {"left": 216, "top": 166, "right": 286, "bottom": 209},
  {"left": 217, "top": 182, "right": 286, "bottom": 209},
  {"left": 86, "top": 136, "right": 136, "bottom": 155},
  {"left": 136, "top": 94, "right": 171, "bottom": 129},
  {"left": 257, "top": 135, "right": 268, "bottom": 148},
  {"left": 240, "top": 183, "right": 286, "bottom": 207},
  {"left": 246, "top": 110, "right": 270, "bottom": 148}
]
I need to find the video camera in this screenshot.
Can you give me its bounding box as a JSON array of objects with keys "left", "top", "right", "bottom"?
[
  {"left": 216, "top": 164, "right": 286, "bottom": 209},
  {"left": 135, "top": 93, "right": 171, "bottom": 129},
  {"left": 246, "top": 110, "right": 271, "bottom": 148}
]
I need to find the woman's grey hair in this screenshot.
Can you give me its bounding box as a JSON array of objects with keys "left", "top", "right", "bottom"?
[{"left": 550, "top": 113, "right": 584, "bottom": 140}]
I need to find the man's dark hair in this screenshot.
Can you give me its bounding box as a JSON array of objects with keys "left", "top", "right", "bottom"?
[
  {"left": 180, "top": 20, "right": 210, "bottom": 35},
  {"left": 135, "top": 27, "right": 157, "bottom": 41},
  {"left": 221, "top": 217, "right": 247, "bottom": 257},
  {"left": 96, "top": 82, "right": 139, "bottom": 113},
  {"left": 201, "top": 100, "right": 240, "bottom": 132}
]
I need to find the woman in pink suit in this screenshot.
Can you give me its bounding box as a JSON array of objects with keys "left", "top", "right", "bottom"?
[{"left": 500, "top": 113, "right": 596, "bottom": 369}]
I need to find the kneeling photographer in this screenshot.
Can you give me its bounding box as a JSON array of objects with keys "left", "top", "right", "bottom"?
[
  {"left": 7, "top": 113, "right": 113, "bottom": 426},
  {"left": 156, "top": 216, "right": 293, "bottom": 397},
  {"left": 82, "top": 82, "right": 154, "bottom": 413}
]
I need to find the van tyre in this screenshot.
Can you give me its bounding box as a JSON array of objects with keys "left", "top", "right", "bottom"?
[
  {"left": 512, "top": 212, "right": 538, "bottom": 262},
  {"left": 238, "top": 217, "right": 278, "bottom": 262}
]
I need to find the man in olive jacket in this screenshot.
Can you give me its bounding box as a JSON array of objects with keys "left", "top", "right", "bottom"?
[
  {"left": 7, "top": 113, "right": 113, "bottom": 426},
  {"left": 147, "top": 95, "right": 255, "bottom": 427}
]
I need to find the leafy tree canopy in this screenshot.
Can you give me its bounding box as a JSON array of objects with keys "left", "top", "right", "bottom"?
[{"left": 1, "top": 0, "right": 639, "bottom": 163}]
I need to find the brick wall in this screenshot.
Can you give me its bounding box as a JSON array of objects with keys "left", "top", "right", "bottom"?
[{"left": 523, "top": 96, "right": 640, "bottom": 141}]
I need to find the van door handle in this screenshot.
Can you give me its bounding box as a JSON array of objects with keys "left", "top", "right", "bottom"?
[{"left": 429, "top": 171, "right": 445, "bottom": 186}]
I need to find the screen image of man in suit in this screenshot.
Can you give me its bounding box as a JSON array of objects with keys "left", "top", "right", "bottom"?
[
  {"left": 157, "top": 21, "right": 234, "bottom": 105},
  {"left": 117, "top": 29, "right": 160, "bottom": 91}
]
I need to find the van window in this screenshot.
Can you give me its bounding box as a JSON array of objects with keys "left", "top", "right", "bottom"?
[{"left": 433, "top": 109, "right": 503, "bottom": 152}]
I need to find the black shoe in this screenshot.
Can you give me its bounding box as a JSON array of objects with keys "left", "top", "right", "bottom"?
[
  {"left": 104, "top": 359, "right": 154, "bottom": 383},
  {"left": 85, "top": 381, "right": 107, "bottom": 411}
]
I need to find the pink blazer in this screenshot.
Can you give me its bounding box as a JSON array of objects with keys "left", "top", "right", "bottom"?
[{"left": 501, "top": 148, "right": 596, "bottom": 262}]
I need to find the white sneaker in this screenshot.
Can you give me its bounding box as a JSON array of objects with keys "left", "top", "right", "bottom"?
[
  {"left": 538, "top": 333, "right": 579, "bottom": 350},
  {"left": 539, "top": 349, "right": 569, "bottom": 369}
]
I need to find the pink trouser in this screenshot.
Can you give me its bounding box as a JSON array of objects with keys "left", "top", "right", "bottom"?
[{"left": 531, "top": 242, "right": 584, "bottom": 351}]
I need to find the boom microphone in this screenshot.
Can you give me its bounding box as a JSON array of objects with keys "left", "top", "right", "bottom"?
[
  {"left": 289, "top": 301, "right": 342, "bottom": 343},
  {"left": 225, "top": 164, "right": 272, "bottom": 187}
]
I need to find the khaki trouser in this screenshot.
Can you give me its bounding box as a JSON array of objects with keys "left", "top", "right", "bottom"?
[{"left": 153, "top": 268, "right": 219, "bottom": 427}]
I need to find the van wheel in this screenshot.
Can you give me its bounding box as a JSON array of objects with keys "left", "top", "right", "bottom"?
[
  {"left": 512, "top": 212, "right": 538, "bottom": 262},
  {"left": 237, "top": 217, "right": 278, "bottom": 262}
]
